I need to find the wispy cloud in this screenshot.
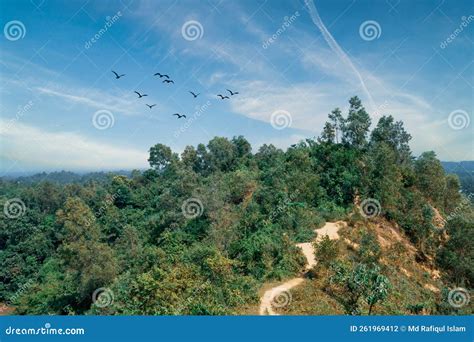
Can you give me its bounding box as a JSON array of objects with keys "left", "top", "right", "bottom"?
[
  {"left": 35, "top": 86, "right": 140, "bottom": 116},
  {"left": 304, "top": 0, "right": 376, "bottom": 111},
  {"left": 0, "top": 119, "right": 148, "bottom": 171}
]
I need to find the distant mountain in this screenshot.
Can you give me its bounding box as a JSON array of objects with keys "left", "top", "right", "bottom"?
[
  {"left": 1, "top": 170, "right": 133, "bottom": 185},
  {"left": 442, "top": 161, "right": 474, "bottom": 196}
]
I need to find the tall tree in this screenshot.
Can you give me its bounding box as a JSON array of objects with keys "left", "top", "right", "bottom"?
[
  {"left": 414, "top": 151, "right": 447, "bottom": 208},
  {"left": 328, "top": 108, "right": 344, "bottom": 143},
  {"left": 370, "top": 115, "right": 412, "bottom": 163},
  {"left": 342, "top": 96, "right": 371, "bottom": 149}
]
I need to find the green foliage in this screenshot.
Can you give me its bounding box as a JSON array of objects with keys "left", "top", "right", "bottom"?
[
  {"left": 1, "top": 96, "right": 471, "bottom": 316},
  {"left": 357, "top": 230, "right": 381, "bottom": 264},
  {"left": 314, "top": 235, "right": 339, "bottom": 268},
  {"left": 329, "top": 262, "right": 390, "bottom": 315},
  {"left": 437, "top": 216, "right": 474, "bottom": 287}
]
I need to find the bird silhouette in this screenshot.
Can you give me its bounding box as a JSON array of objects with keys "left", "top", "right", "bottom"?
[
  {"left": 217, "top": 94, "right": 230, "bottom": 99},
  {"left": 189, "top": 91, "right": 200, "bottom": 98},
  {"left": 154, "top": 72, "right": 169, "bottom": 79},
  {"left": 134, "top": 91, "right": 148, "bottom": 98},
  {"left": 163, "top": 79, "right": 174, "bottom": 84},
  {"left": 173, "top": 113, "right": 186, "bottom": 119},
  {"left": 227, "top": 89, "right": 239, "bottom": 96},
  {"left": 146, "top": 104, "right": 157, "bottom": 109},
  {"left": 112, "top": 70, "right": 125, "bottom": 79}
]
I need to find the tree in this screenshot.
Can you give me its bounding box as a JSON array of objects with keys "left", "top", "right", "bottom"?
[
  {"left": 437, "top": 216, "right": 474, "bottom": 287},
  {"left": 370, "top": 115, "right": 412, "bottom": 163},
  {"left": 207, "top": 137, "right": 236, "bottom": 172},
  {"left": 328, "top": 108, "right": 344, "bottom": 143},
  {"left": 148, "top": 143, "right": 178, "bottom": 171},
  {"left": 342, "top": 96, "right": 371, "bottom": 149},
  {"left": 444, "top": 174, "right": 462, "bottom": 213},
  {"left": 181, "top": 145, "right": 199, "bottom": 171},
  {"left": 330, "top": 262, "right": 390, "bottom": 315},
  {"left": 57, "top": 197, "right": 117, "bottom": 310},
  {"left": 314, "top": 235, "right": 339, "bottom": 269},
  {"left": 366, "top": 142, "right": 402, "bottom": 213},
  {"left": 319, "top": 122, "right": 336, "bottom": 143},
  {"left": 414, "top": 151, "right": 447, "bottom": 208},
  {"left": 357, "top": 230, "right": 381, "bottom": 264}
]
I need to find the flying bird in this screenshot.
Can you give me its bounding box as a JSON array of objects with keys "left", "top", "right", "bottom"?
[
  {"left": 154, "top": 72, "right": 169, "bottom": 79},
  {"left": 217, "top": 94, "right": 229, "bottom": 99},
  {"left": 134, "top": 91, "right": 148, "bottom": 98},
  {"left": 173, "top": 113, "right": 186, "bottom": 119},
  {"left": 146, "top": 104, "right": 156, "bottom": 109},
  {"left": 163, "top": 79, "right": 174, "bottom": 84},
  {"left": 189, "top": 91, "right": 200, "bottom": 98},
  {"left": 112, "top": 70, "right": 125, "bottom": 79},
  {"left": 226, "top": 89, "right": 239, "bottom": 96}
]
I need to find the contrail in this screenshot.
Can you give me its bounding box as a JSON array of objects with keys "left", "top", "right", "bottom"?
[{"left": 304, "top": 0, "right": 376, "bottom": 111}]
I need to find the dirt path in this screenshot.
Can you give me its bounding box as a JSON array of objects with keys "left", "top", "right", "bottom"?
[{"left": 259, "top": 221, "right": 345, "bottom": 315}]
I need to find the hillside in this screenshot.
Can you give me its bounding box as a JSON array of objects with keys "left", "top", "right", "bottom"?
[
  {"left": 0, "top": 97, "right": 472, "bottom": 316},
  {"left": 264, "top": 218, "right": 470, "bottom": 315}
]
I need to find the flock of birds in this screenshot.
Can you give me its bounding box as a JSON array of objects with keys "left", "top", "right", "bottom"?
[{"left": 111, "top": 70, "right": 239, "bottom": 119}]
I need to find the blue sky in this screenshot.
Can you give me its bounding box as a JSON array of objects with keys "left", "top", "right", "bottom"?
[{"left": 0, "top": 0, "right": 473, "bottom": 173}]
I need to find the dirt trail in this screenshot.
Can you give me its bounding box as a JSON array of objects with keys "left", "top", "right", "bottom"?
[{"left": 259, "top": 221, "right": 345, "bottom": 315}]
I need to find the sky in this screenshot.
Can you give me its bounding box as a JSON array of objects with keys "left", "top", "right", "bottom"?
[{"left": 0, "top": 0, "right": 473, "bottom": 174}]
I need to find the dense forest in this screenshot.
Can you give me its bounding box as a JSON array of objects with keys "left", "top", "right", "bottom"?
[{"left": 1, "top": 97, "right": 472, "bottom": 315}]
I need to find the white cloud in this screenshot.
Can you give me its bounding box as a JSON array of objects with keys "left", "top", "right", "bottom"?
[
  {"left": 35, "top": 85, "right": 140, "bottom": 116},
  {"left": 0, "top": 119, "right": 148, "bottom": 171}
]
